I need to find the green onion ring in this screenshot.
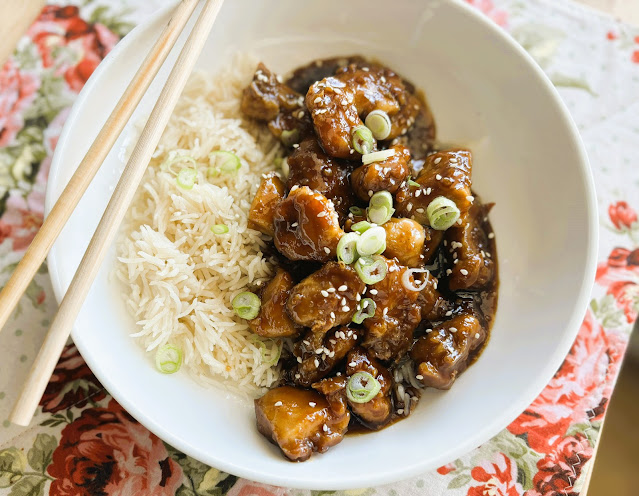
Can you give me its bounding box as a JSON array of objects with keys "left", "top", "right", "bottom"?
[
  {"left": 337, "top": 232, "right": 360, "bottom": 264},
  {"left": 426, "top": 196, "right": 461, "bottom": 230},
  {"left": 155, "top": 344, "right": 183, "bottom": 374},
  {"left": 347, "top": 371, "right": 381, "bottom": 403},
  {"left": 352, "top": 125, "right": 375, "bottom": 155},
  {"left": 354, "top": 255, "right": 387, "bottom": 284},
  {"left": 349, "top": 206, "right": 365, "bottom": 216},
  {"left": 281, "top": 128, "right": 300, "bottom": 147},
  {"left": 356, "top": 226, "right": 386, "bottom": 256},
  {"left": 211, "top": 224, "right": 229, "bottom": 234},
  {"left": 209, "top": 150, "right": 241, "bottom": 174},
  {"left": 232, "top": 291, "right": 261, "bottom": 320},
  {"left": 176, "top": 168, "right": 197, "bottom": 190},
  {"left": 367, "top": 191, "right": 394, "bottom": 225},
  {"left": 351, "top": 220, "right": 373, "bottom": 234},
  {"left": 365, "top": 110, "right": 392, "bottom": 140},
  {"left": 352, "top": 298, "right": 376, "bottom": 324}
]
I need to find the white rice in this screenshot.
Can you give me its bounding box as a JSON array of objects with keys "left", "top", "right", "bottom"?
[{"left": 116, "top": 55, "right": 284, "bottom": 397}]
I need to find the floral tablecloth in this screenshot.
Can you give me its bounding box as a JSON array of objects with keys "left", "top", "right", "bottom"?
[{"left": 1, "top": 0, "right": 638, "bottom": 495}]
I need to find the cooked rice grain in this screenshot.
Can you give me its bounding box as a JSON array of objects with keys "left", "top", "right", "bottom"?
[{"left": 116, "top": 55, "right": 283, "bottom": 397}]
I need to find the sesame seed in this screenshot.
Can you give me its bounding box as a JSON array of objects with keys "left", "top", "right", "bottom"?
[
  {"left": 450, "top": 158, "right": 458, "bottom": 164},
  {"left": 324, "top": 247, "right": 331, "bottom": 254},
  {"left": 297, "top": 110, "right": 305, "bottom": 119},
  {"left": 292, "top": 143, "right": 300, "bottom": 148},
  {"left": 466, "top": 195, "right": 474, "bottom": 202},
  {"left": 314, "top": 358, "right": 320, "bottom": 367},
  {"left": 330, "top": 311, "right": 336, "bottom": 319},
  {"left": 274, "top": 401, "right": 283, "bottom": 406},
  {"left": 475, "top": 333, "right": 480, "bottom": 339},
  {"left": 303, "top": 340, "right": 310, "bottom": 346},
  {"left": 341, "top": 297, "right": 347, "bottom": 305},
  {"left": 486, "top": 252, "right": 492, "bottom": 258},
  {"left": 291, "top": 222, "right": 298, "bottom": 227},
  {"left": 290, "top": 185, "right": 299, "bottom": 192},
  {"left": 434, "top": 157, "right": 442, "bottom": 164},
  {"left": 323, "top": 424, "right": 328, "bottom": 432},
  {"left": 309, "top": 402, "right": 316, "bottom": 407},
  {"left": 350, "top": 149, "right": 355, "bottom": 154},
  {"left": 415, "top": 190, "right": 421, "bottom": 197},
  {"left": 416, "top": 208, "right": 425, "bottom": 214},
  {"left": 313, "top": 96, "right": 322, "bottom": 104},
  {"left": 315, "top": 348, "right": 323, "bottom": 354},
  {"left": 406, "top": 203, "right": 413, "bottom": 212},
  {"left": 454, "top": 259, "right": 459, "bottom": 264},
  {"left": 457, "top": 218, "right": 462, "bottom": 225},
  {"left": 381, "top": 76, "right": 387, "bottom": 83},
  {"left": 336, "top": 372, "right": 342, "bottom": 376},
  {"left": 368, "top": 190, "right": 374, "bottom": 197},
  {"left": 363, "top": 67, "right": 369, "bottom": 71},
  {"left": 353, "top": 335, "right": 358, "bottom": 340},
  {"left": 356, "top": 294, "right": 361, "bottom": 301},
  {"left": 433, "top": 282, "right": 438, "bottom": 289},
  {"left": 446, "top": 269, "right": 452, "bottom": 275},
  {"left": 349, "top": 361, "right": 357, "bottom": 367},
  {"left": 369, "top": 289, "right": 378, "bottom": 295},
  {"left": 297, "top": 356, "right": 303, "bottom": 363},
  {"left": 416, "top": 375, "right": 424, "bottom": 380},
  {"left": 383, "top": 307, "right": 389, "bottom": 316},
  {"left": 317, "top": 211, "right": 327, "bottom": 218},
  {"left": 443, "top": 240, "right": 448, "bottom": 246},
  {"left": 450, "top": 327, "right": 458, "bottom": 332},
  {"left": 397, "top": 409, "right": 404, "bottom": 415},
  {"left": 445, "top": 310, "right": 453, "bottom": 316},
  {"left": 321, "top": 290, "right": 329, "bottom": 297},
  {"left": 295, "top": 373, "right": 301, "bottom": 379},
  {"left": 338, "top": 285, "right": 348, "bottom": 291},
  {"left": 453, "top": 252, "right": 457, "bottom": 258},
  {"left": 342, "top": 305, "right": 350, "bottom": 312},
  {"left": 435, "top": 174, "right": 442, "bottom": 180},
  {"left": 426, "top": 188, "right": 432, "bottom": 194},
  {"left": 328, "top": 287, "right": 336, "bottom": 293},
  {"left": 460, "top": 269, "right": 469, "bottom": 275},
  {"left": 488, "top": 232, "right": 495, "bottom": 239},
  {"left": 341, "top": 98, "right": 348, "bottom": 105}
]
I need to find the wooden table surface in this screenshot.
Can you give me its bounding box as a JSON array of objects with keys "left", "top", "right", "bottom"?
[{"left": 0, "top": 0, "right": 635, "bottom": 495}]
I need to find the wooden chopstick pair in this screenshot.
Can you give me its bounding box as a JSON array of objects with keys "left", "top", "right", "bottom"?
[{"left": 3, "top": 0, "right": 225, "bottom": 426}]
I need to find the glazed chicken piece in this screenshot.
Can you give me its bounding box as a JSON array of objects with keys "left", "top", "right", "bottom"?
[
  {"left": 273, "top": 186, "right": 344, "bottom": 262},
  {"left": 286, "top": 138, "right": 355, "bottom": 221},
  {"left": 241, "top": 63, "right": 312, "bottom": 144},
  {"left": 395, "top": 150, "right": 474, "bottom": 225},
  {"left": 255, "top": 385, "right": 349, "bottom": 462},
  {"left": 345, "top": 348, "right": 393, "bottom": 429},
  {"left": 293, "top": 327, "right": 360, "bottom": 387},
  {"left": 410, "top": 312, "right": 486, "bottom": 390},
  {"left": 350, "top": 144, "right": 411, "bottom": 201},
  {"left": 249, "top": 269, "right": 298, "bottom": 338},
  {"left": 422, "top": 227, "right": 444, "bottom": 264},
  {"left": 382, "top": 217, "right": 426, "bottom": 267},
  {"left": 306, "top": 62, "right": 421, "bottom": 158},
  {"left": 362, "top": 258, "right": 437, "bottom": 361},
  {"left": 445, "top": 199, "right": 496, "bottom": 291},
  {"left": 312, "top": 375, "right": 350, "bottom": 423},
  {"left": 248, "top": 172, "right": 286, "bottom": 237},
  {"left": 285, "top": 55, "right": 367, "bottom": 94},
  {"left": 397, "top": 101, "right": 437, "bottom": 160},
  {"left": 287, "top": 262, "right": 365, "bottom": 335}
]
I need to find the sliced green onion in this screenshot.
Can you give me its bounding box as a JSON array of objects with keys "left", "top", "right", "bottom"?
[
  {"left": 161, "top": 153, "right": 196, "bottom": 175},
  {"left": 250, "top": 336, "right": 282, "bottom": 366},
  {"left": 211, "top": 224, "right": 229, "bottom": 234},
  {"left": 354, "top": 255, "right": 387, "bottom": 284},
  {"left": 362, "top": 148, "right": 395, "bottom": 165},
  {"left": 232, "top": 291, "right": 261, "bottom": 320},
  {"left": 356, "top": 226, "right": 386, "bottom": 256},
  {"left": 351, "top": 220, "right": 373, "bottom": 234},
  {"left": 155, "top": 344, "right": 182, "bottom": 374},
  {"left": 349, "top": 206, "right": 365, "bottom": 216},
  {"left": 177, "top": 168, "right": 197, "bottom": 190},
  {"left": 352, "top": 125, "right": 375, "bottom": 155},
  {"left": 352, "top": 298, "right": 376, "bottom": 324},
  {"left": 427, "top": 196, "right": 461, "bottom": 230},
  {"left": 347, "top": 371, "right": 381, "bottom": 403},
  {"left": 367, "top": 191, "right": 394, "bottom": 225},
  {"left": 337, "top": 232, "right": 360, "bottom": 264},
  {"left": 407, "top": 178, "right": 420, "bottom": 187},
  {"left": 209, "top": 150, "right": 241, "bottom": 174},
  {"left": 365, "top": 110, "right": 392, "bottom": 140},
  {"left": 281, "top": 128, "right": 300, "bottom": 147}
]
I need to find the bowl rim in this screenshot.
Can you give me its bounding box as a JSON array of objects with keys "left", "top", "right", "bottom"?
[{"left": 45, "top": 0, "right": 598, "bottom": 489}]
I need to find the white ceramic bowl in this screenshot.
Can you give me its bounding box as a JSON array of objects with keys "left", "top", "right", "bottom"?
[{"left": 46, "top": 0, "right": 597, "bottom": 489}]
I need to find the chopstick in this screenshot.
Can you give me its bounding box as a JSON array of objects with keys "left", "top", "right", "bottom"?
[
  {"left": 0, "top": 0, "right": 199, "bottom": 334},
  {"left": 10, "top": 0, "right": 226, "bottom": 426}
]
